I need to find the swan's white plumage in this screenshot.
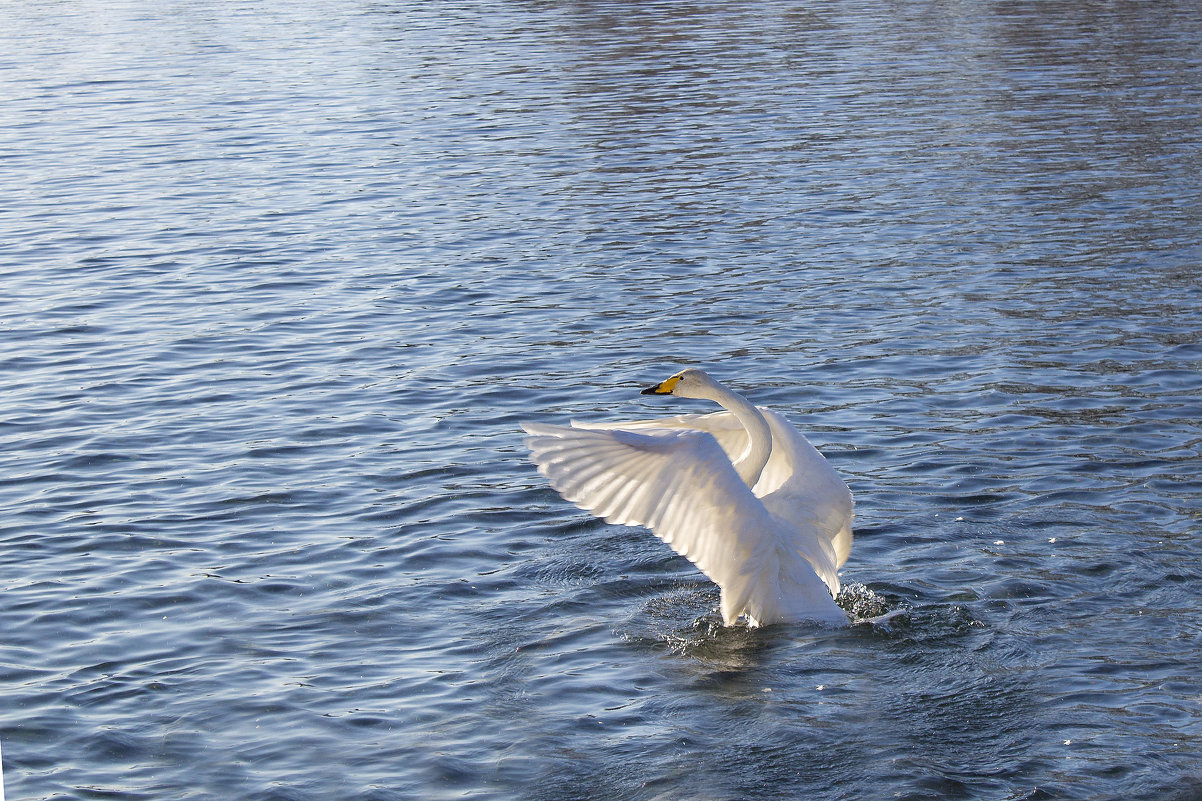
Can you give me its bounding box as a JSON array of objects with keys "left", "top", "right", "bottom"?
[{"left": 522, "top": 368, "right": 854, "bottom": 628}]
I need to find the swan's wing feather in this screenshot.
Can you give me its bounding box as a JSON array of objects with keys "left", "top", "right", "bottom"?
[
  {"left": 754, "top": 408, "right": 854, "bottom": 595},
  {"left": 570, "top": 412, "right": 749, "bottom": 468},
  {"left": 576, "top": 414, "right": 849, "bottom": 571},
  {"left": 522, "top": 421, "right": 776, "bottom": 621}
]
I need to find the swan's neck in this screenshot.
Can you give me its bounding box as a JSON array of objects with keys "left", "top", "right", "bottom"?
[{"left": 711, "top": 386, "right": 772, "bottom": 488}]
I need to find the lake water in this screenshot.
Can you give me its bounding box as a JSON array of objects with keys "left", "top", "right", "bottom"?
[{"left": 2, "top": 1, "right": 1201, "bottom": 799}]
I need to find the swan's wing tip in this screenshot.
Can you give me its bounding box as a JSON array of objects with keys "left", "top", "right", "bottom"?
[{"left": 522, "top": 420, "right": 613, "bottom": 438}]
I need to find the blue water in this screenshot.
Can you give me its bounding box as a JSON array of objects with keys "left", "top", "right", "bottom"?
[{"left": 2, "top": 2, "right": 1201, "bottom": 799}]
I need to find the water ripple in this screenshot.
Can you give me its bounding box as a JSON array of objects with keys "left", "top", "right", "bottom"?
[{"left": 2, "top": 1, "right": 1202, "bottom": 800}]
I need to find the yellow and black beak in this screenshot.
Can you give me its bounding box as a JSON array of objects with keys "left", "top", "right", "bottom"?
[{"left": 640, "top": 375, "right": 681, "bottom": 395}]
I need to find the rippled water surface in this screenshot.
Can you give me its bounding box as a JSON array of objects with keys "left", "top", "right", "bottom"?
[{"left": 3, "top": 2, "right": 1202, "bottom": 799}]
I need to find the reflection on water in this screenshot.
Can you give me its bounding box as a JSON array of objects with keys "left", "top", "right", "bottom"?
[{"left": 1, "top": 1, "right": 1200, "bottom": 800}]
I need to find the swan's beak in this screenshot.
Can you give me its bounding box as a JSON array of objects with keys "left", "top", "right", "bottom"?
[{"left": 641, "top": 375, "right": 681, "bottom": 395}]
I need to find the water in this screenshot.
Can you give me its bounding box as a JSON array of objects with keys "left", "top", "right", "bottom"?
[{"left": 2, "top": 1, "right": 1201, "bottom": 799}]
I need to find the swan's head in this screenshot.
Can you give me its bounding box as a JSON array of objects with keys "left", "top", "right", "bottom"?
[{"left": 640, "top": 368, "right": 721, "bottom": 400}]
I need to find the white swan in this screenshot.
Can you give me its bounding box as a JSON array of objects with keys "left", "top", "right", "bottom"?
[{"left": 522, "top": 368, "right": 853, "bottom": 627}]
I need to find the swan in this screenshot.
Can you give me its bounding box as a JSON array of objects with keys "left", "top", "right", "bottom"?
[{"left": 522, "top": 368, "right": 853, "bottom": 627}]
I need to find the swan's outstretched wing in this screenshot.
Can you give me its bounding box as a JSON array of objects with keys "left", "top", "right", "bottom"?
[
  {"left": 571, "top": 411, "right": 749, "bottom": 467},
  {"left": 755, "top": 408, "right": 854, "bottom": 595},
  {"left": 566, "top": 408, "right": 853, "bottom": 595},
  {"left": 521, "top": 421, "right": 776, "bottom": 623},
  {"left": 584, "top": 410, "right": 852, "bottom": 566}
]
